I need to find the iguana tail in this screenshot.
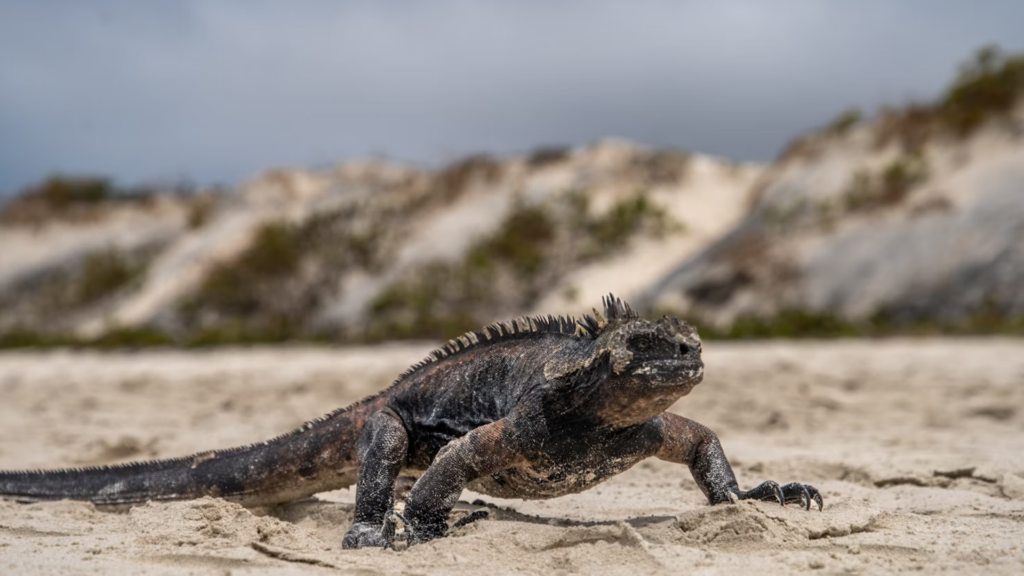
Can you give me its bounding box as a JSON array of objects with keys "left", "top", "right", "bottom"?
[{"left": 0, "top": 398, "right": 382, "bottom": 507}]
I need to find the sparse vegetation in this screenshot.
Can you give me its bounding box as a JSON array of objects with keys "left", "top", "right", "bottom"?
[
  {"left": 0, "top": 324, "right": 301, "bottom": 350},
  {"left": 0, "top": 244, "right": 155, "bottom": 342},
  {"left": 940, "top": 46, "right": 1024, "bottom": 136},
  {"left": 776, "top": 135, "right": 819, "bottom": 164},
  {"left": 365, "top": 191, "right": 677, "bottom": 341},
  {"left": 679, "top": 304, "right": 1024, "bottom": 341},
  {"left": 186, "top": 194, "right": 219, "bottom": 229},
  {"left": 527, "top": 146, "right": 571, "bottom": 168},
  {"left": 192, "top": 223, "right": 303, "bottom": 313},
  {"left": 875, "top": 46, "right": 1024, "bottom": 150},
  {"left": 0, "top": 174, "right": 217, "bottom": 227},
  {"left": 6, "top": 297, "right": 1022, "bottom": 350},
  {"left": 0, "top": 176, "right": 117, "bottom": 225},
  {"left": 364, "top": 201, "right": 558, "bottom": 341},
  {"left": 635, "top": 150, "right": 691, "bottom": 186},
  {"left": 364, "top": 201, "right": 561, "bottom": 341},
  {"left": 468, "top": 203, "right": 555, "bottom": 277},
  {"left": 71, "top": 248, "right": 149, "bottom": 306},
  {"left": 179, "top": 204, "right": 396, "bottom": 340},
  {"left": 365, "top": 266, "right": 482, "bottom": 342},
  {"left": 569, "top": 190, "right": 677, "bottom": 260},
  {"left": 843, "top": 154, "right": 928, "bottom": 212},
  {"left": 178, "top": 221, "right": 312, "bottom": 338},
  {"left": 11, "top": 246, "right": 151, "bottom": 312},
  {"left": 89, "top": 326, "right": 176, "bottom": 348},
  {"left": 761, "top": 153, "right": 929, "bottom": 235},
  {"left": 777, "top": 46, "right": 1023, "bottom": 162},
  {"left": 33, "top": 176, "right": 113, "bottom": 204},
  {"left": 0, "top": 329, "right": 75, "bottom": 349},
  {"left": 827, "top": 108, "right": 862, "bottom": 136},
  {"left": 431, "top": 155, "right": 502, "bottom": 203},
  {"left": 693, "top": 309, "right": 862, "bottom": 339}
]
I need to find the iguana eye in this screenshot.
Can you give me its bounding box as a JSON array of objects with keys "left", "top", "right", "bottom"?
[
  {"left": 628, "top": 335, "right": 653, "bottom": 351},
  {"left": 629, "top": 333, "right": 680, "bottom": 359}
]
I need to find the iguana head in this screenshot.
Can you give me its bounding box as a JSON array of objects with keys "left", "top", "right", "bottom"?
[
  {"left": 597, "top": 313, "right": 703, "bottom": 386},
  {"left": 543, "top": 295, "right": 704, "bottom": 427}
]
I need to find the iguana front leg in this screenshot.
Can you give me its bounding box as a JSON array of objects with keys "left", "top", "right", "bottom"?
[
  {"left": 342, "top": 408, "right": 409, "bottom": 549},
  {"left": 403, "top": 418, "right": 526, "bottom": 545},
  {"left": 656, "top": 413, "right": 823, "bottom": 510}
]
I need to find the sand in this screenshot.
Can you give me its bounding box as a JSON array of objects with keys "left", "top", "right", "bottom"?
[{"left": 1, "top": 339, "right": 1023, "bottom": 574}]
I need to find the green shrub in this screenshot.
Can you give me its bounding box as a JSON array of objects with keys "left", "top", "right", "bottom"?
[
  {"left": 573, "top": 191, "right": 677, "bottom": 260},
  {"left": 592, "top": 194, "right": 666, "bottom": 252},
  {"left": 0, "top": 176, "right": 116, "bottom": 225},
  {"left": 527, "top": 146, "right": 571, "bottom": 167},
  {"left": 0, "top": 329, "right": 73, "bottom": 349},
  {"left": 940, "top": 46, "right": 1024, "bottom": 136},
  {"left": 683, "top": 301, "right": 1024, "bottom": 341},
  {"left": 0, "top": 175, "right": 169, "bottom": 226},
  {"left": 179, "top": 221, "right": 308, "bottom": 337},
  {"left": 827, "top": 108, "right": 862, "bottom": 135},
  {"left": 30, "top": 176, "right": 113, "bottom": 207},
  {"left": 364, "top": 202, "right": 556, "bottom": 342},
  {"left": 432, "top": 155, "right": 502, "bottom": 203},
  {"left": 187, "top": 223, "right": 302, "bottom": 319},
  {"left": 71, "top": 249, "right": 148, "bottom": 306},
  {"left": 365, "top": 261, "right": 484, "bottom": 342},
  {"left": 8, "top": 247, "right": 151, "bottom": 311},
  {"left": 874, "top": 46, "right": 1024, "bottom": 150},
  {"left": 470, "top": 203, "right": 554, "bottom": 277},
  {"left": 636, "top": 150, "right": 691, "bottom": 185},
  {"left": 842, "top": 155, "right": 927, "bottom": 212},
  {"left": 364, "top": 191, "right": 676, "bottom": 341},
  {"left": 186, "top": 195, "right": 218, "bottom": 229},
  {"left": 89, "top": 327, "right": 175, "bottom": 348}
]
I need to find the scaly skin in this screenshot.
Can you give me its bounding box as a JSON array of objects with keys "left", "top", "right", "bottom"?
[{"left": 0, "top": 295, "right": 822, "bottom": 549}]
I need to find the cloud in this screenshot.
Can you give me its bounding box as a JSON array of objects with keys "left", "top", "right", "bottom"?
[{"left": 1, "top": 0, "right": 1022, "bottom": 192}]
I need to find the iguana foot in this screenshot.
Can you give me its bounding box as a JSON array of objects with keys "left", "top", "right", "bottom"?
[
  {"left": 402, "top": 510, "right": 488, "bottom": 546},
  {"left": 452, "top": 510, "right": 489, "bottom": 529},
  {"left": 342, "top": 516, "right": 397, "bottom": 550},
  {"left": 779, "top": 482, "right": 823, "bottom": 511},
  {"left": 731, "top": 480, "right": 823, "bottom": 511},
  {"left": 405, "top": 520, "right": 448, "bottom": 547}
]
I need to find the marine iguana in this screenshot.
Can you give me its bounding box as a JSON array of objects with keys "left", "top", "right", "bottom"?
[{"left": 0, "top": 295, "right": 822, "bottom": 548}]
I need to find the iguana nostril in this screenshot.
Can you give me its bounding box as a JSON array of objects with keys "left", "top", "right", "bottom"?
[{"left": 680, "top": 343, "right": 690, "bottom": 356}]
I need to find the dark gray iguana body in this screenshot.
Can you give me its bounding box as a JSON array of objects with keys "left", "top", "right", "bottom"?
[{"left": 0, "top": 295, "right": 822, "bottom": 548}]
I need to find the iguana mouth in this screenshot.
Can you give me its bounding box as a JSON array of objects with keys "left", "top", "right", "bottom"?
[{"left": 630, "top": 358, "right": 704, "bottom": 383}]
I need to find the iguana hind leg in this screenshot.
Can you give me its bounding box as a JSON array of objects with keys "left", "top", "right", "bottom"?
[
  {"left": 655, "top": 412, "right": 823, "bottom": 511},
  {"left": 342, "top": 408, "right": 409, "bottom": 549}
]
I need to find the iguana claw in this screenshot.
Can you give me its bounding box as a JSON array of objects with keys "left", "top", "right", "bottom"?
[
  {"left": 403, "top": 509, "right": 488, "bottom": 547},
  {"left": 342, "top": 510, "right": 406, "bottom": 550},
  {"left": 341, "top": 521, "right": 393, "bottom": 549},
  {"left": 734, "top": 480, "right": 823, "bottom": 511},
  {"left": 452, "top": 509, "right": 489, "bottom": 529}
]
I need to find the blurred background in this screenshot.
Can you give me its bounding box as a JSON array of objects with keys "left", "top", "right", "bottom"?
[{"left": 1, "top": 0, "right": 1023, "bottom": 346}]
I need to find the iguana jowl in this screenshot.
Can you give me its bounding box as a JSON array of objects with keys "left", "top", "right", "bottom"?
[{"left": 0, "top": 295, "right": 822, "bottom": 548}]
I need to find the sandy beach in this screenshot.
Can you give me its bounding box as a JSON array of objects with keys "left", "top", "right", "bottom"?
[{"left": 2, "top": 339, "right": 1023, "bottom": 574}]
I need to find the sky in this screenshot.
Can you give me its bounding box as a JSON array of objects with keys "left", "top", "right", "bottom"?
[{"left": 1, "top": 1, "right": 1023, "bottom": 193}]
